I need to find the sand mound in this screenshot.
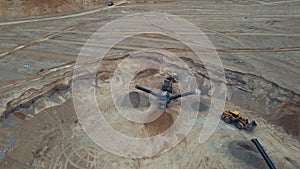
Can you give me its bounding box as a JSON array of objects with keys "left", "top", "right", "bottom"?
[
  {"left": 271, "top": 101, "right": 300, "bottom": 138},
  {"left": 144, "top": 111, "right": 174, "bottom": 136}
]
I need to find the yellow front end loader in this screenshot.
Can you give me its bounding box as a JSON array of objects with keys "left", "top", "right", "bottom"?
[{"left": 221, "top": 110, "right": 257, "bottom": 131}]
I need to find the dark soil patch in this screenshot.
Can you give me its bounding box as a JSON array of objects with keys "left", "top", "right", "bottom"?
[
  {"left": 271, "top": 101, "right": 300, "bottom": 139},
  {"left": 128, "top": 91, "right": 150, "bottom": 109},
  {"left": 191, "top": 101, "right": 209, "bottom": 112},
  {"left": 133, "top": 68, "right": 160, "bottom": 80},
  {"left": 228, "top": 140, "right": 268, "bottom": 169},
  {"left": 12, "top": 111, "right": 28, "bottom": 120},
  {"left": 144, "top": 111, "right": 174, "bottom": 136}
]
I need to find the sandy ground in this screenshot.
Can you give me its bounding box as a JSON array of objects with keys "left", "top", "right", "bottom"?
[
  {"left": 0, "top": 0, "right": 299, "bottom": 169},
  {"left": 0, "top": 0, "right": 113, "bottom": 19}
]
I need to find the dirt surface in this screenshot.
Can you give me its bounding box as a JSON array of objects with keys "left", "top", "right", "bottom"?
[
  {"left": 0, "top": 0, "right": 113, "bottom": 19},
  {"left": 0, "top": 0, "right": 300, "bottom": 169},
  {"left": 228, "top": 140, "right": 268, "bottom": 169}
]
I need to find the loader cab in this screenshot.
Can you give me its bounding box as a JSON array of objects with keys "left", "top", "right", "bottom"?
[
  {"left": 231, "top": 110, "right": 240, "bottom": 118},
  {"left": 224, "top": 110, "right": 240, "bottom": 121}
]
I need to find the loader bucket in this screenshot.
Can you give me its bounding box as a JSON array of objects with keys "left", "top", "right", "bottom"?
[{"left": 247, "top": 121, "right": 257, "bottom": 131}]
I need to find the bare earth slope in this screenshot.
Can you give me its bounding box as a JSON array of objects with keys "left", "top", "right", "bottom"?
[
  {"left": 0, "top": 0, "right": 111, "bottom": 19},
  {"left": 0, "top": 0, "right": 299, "bottom": 169}
]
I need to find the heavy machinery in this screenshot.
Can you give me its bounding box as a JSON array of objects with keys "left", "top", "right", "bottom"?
[
  {"left": 162, "top": 73, "right": 178, "bottom": 93},
  {"left": 107, "top": 1, "right": 114, "bottom": 6},
  {"left": 221, "top": 110, "right": 257, "bottom": 131},
  {"left": 135, "top": 73, "right": 196, "bottom": 109}
]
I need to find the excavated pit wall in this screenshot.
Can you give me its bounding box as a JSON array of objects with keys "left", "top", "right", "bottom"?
[
  {"left": 181, "top": 56, "right": 300, "bottom": 139},
  {"left": 1, "top": 53, "right": 299, "bottom": 140}
]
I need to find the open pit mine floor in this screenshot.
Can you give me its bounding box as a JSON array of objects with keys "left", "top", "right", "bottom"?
[{"left": 0, "top": 0, "right": 300, "bottom": 169}]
